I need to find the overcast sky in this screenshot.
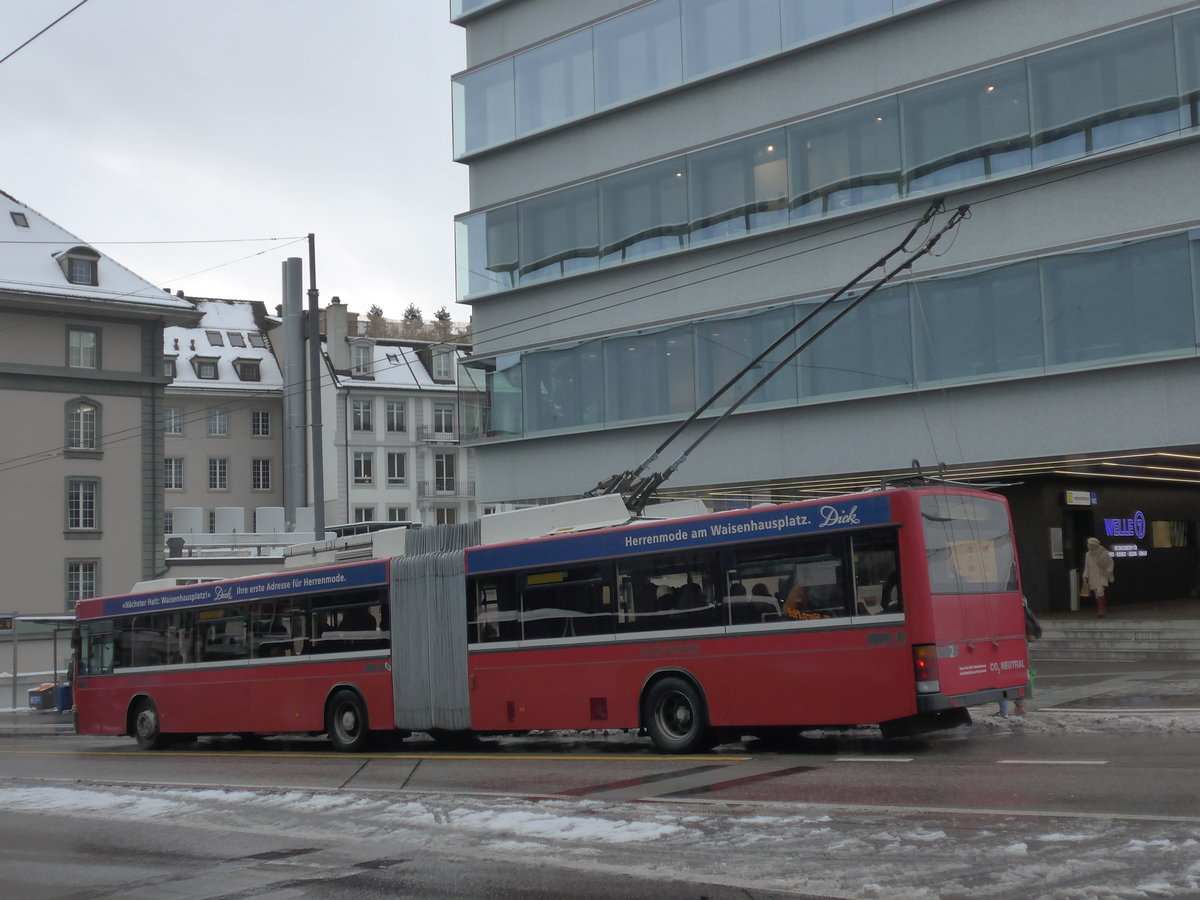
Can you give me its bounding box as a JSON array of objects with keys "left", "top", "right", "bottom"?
[{"left": 0, "top": 0, "right": 468, "bottom": 320}]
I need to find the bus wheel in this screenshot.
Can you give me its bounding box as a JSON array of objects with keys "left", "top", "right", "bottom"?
[
  {"left": 133, "top": 698, "right": 166, "bottom": 751},
  {"left": 644, "top": 677, "right": 713, "bottom": 754},
  {"left": 326, "top": 690, "right": 370, "bottom": 752}
]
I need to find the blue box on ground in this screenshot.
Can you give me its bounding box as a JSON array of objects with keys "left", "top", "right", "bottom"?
[
  {"left": 28, "top": 684, "right": 54, "bottom": 710},
  {"left": 55, "top": 683, "right": 72, "bottom": 711}
]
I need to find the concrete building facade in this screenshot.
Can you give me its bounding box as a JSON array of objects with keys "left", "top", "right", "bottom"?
[
  {"left": 451, "top": 1, "right": 1200, "bottom": 613},
  {"left": 0, "top": 190, "right": 198, "bottom": 615}
]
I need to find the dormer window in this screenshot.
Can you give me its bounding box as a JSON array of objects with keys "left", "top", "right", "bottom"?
[
  {"left": 234, "top": 359, "right": 261, "bottom": 382},
  {"left": 205, "top": 330, "right": 225, "bottom": 346},
  {"left": 10, "top": 212, "right": 28, "bottom": 228},
  {"left": 163, "top": 356, "right": 177, "bottom": 379},
  {"left": 53, "top": 246, "right": 101, "bottom": 286},
  {"left": 191, "top": 356, "right": 219, "bottom": 379},
  {"left": 351, "top": 342, "right": 373, "bottom": 376},
  {"left": 433, "top": 349, "right": 454, "bottom": 380}
]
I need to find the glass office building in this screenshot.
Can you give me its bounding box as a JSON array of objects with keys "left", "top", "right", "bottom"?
[{"left": 452, "top": 1, "right": 1200, "bottom": 612}]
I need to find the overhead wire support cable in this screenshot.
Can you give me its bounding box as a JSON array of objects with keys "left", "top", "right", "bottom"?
[
  {"left": 622, "top": 203, "right": 971, "bottom": 513},
  {"left": 586, "top": 198, "right": 946, "bottom": 501}
]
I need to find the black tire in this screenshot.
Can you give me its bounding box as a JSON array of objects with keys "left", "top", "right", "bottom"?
[
  {"left": 132, "top": 698, "right": 166, "bottom": 750},
  {"left": 643, "top": 677, "right": 713, "bottom": 754},
  {"left": 326, "top": 689, "right": 370, "bottom": 752}
]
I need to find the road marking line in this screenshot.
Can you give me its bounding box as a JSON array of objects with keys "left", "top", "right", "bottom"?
[
  {"left": 1042, "top": 707, "right": 1200, "bottom": 714},
  {"left": 997, "top": 759, "right": 1108, "bottom": 765}
]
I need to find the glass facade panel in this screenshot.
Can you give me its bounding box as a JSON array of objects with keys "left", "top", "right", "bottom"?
[
  {"left": 516, "top": 30, "right": 594, "bottom": 136},
  {"left": 523, "top": 340, "right": 605, "bottom": 432},
  {"left": 599, "top": 156, "right": 689, "bottom": 266},
  {"left": 518, "top": 182, "right": 599, "bottom": 285},
  {"left": 462, "top": 354, "right": 524, "bottom": 440},
  {"left": 788, "top": 97, "right": 901, "bottom": 221},
  {"left": 695, "top": 306, "right": 798, "bottom": 409},
  {"left": 800, "top": 285, "right": 912, "bottom": 397},
  {"left": 464, "top": 230, "right": 1200, "bottom": 444},
  {"left": 453, "top": 58, "right": 515, "bottom": 157},
  {"left": 1030, "top": 19, "right": 1180, "bottom": 165},
  {"left": 594, "top": 0, "right": 682, "bottom": 110},
  {"left": 689, "top": 129, "right": 788, "bottom": 245},
  {"left": 902, "top": 61, "right": 1031, "bottom": 194},
  {"left": 456, "top": 206, "right": 519, "bottom": 299},
  {"left": 1177, "top": 9, "right": 1200, "bottom": 128},
  {"left": 914, "top": 260, "right": 1043, "bottom": 382},
  {"left": 1042, "top": 234, "right": 1194, "bottom": 366},
  {"left": 781, "top": 0, "right": 891, "bottom": 47},
  {"left": 604, "top": 325, "right": 696, "bottom": 422},
  {"left": 682, "top": 0, "right": 781, "bottom": 80}
]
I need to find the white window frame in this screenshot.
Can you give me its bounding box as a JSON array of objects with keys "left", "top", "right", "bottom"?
[
  {"left": 387, "top": 451, "right": 407, "bottom": 485},
  {"left": 386, "top": 400, "right": 407, "bottom": 433},
  {"left": 208, "top": 458, "right": 229, "bottom": 490},
  {"left": 164, "top": 457, "right": 184, "bottom": 490},
  {"left": 352, "top": 399, "right": 373, "bottom": 432},
  {"left": 353, "top": 451, "right": 374, "bottom": 485}
]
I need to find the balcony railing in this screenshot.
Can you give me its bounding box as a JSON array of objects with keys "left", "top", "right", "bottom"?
[{"left": 417, "top": 480, "right": 475, "bottom": 499}]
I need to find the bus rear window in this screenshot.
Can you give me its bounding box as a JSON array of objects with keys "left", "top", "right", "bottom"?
[{"left": 921, "top": 494, "right": 1018, "bottom": 594}]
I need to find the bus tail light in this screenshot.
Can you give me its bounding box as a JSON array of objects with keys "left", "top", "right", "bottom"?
[{"left": 912, "top": 644, "right": 941, "bottom": 694}]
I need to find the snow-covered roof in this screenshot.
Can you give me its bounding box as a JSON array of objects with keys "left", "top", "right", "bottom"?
[
  {"left": 335, "top": 340, "right": 466, "bottom": 392},
  {"left": 164, "top": 297, "right": 283, "bottom": 392},
  {"left": 0, "top": 189, "right": 195, "bottom": 316}
]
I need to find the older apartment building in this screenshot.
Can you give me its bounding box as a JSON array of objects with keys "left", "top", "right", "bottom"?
[{"left": 0, "top": 189, "right": 198, "bottom": 621}]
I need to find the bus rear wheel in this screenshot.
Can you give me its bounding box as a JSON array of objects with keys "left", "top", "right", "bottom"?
[
  {"left": 326, "top": 690, "right": 370, "bottom": 752},
  {"left": 644, "top": 677, "right": 713, "bottom": 754},
  {"left": 133, "top": 698, "right": 166, "bottom": 751}
]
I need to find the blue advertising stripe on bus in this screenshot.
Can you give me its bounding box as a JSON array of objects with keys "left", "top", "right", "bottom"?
[
  {"left": 467, "top": 494, "right": 892, "bottom": 574},
  {"left": 98, "top": 560, "right": 390, "bottom": 617}
]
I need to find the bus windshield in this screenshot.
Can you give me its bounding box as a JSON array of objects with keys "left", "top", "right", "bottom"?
[{"left": 921, "top": 493, "right": 1018, "bottom": 594}]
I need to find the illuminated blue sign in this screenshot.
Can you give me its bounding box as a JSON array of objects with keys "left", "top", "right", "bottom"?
[{"left": 1104, "top": 510, "right": 1146, "bottom": 540}]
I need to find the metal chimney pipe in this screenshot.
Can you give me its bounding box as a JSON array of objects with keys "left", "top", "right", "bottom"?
[{"left": 282, "top": 257, "right": 307, "bottom": 531}]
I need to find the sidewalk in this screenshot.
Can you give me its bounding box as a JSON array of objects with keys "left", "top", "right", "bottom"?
[{"left": 0, "top": 707, "right": 75, "bottom": 735}]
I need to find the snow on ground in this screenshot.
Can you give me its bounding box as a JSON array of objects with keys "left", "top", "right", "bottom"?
[{"left": 3, "top": 757, "right": 1200, "bottom": 899}]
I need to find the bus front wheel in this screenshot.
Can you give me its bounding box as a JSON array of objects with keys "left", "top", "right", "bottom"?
[
  {"left": 326, "top": 690, "right": 370, "bottom": 752},
  {"left": 132, "top": 698, "right": 166, "bottom": 751},
  {"left": 644, "top": 677, "right": 713, "bottom": 754}
]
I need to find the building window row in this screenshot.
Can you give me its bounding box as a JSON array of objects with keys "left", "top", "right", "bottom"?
[
  {"left": 461, "top": 230, "right": 1200, "bottom": 441},
  {"left": 346, "top": 398, "right": 453, "bottom": 437},
  {"left": 452, "top": 0, "right": 943, "bottom": 158},
  {"left": 455, "top": 10, "right": 1200, "bottom": 301},
  {"left": 162, "top": 408, "right": 271, "bottom": 437},
  {"left": 165, "top": 457, "right": 272, "bottom": 492}
]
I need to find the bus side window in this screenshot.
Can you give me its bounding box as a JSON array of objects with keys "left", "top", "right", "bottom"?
[
  {"left": 251, "top": 601, "right": 295, "bottom": 658},
  {"left": 734, "top": 536, "right": 851, "bottom": 622},
  {"left": 82, "top": 621, "right": 115, "bottom": 675},
  {"left": 850, "top": 530, "right": 902, "bottom": 615},
  {"left": 468, "top": 575, "right": 518, "bottom": 643},
  {"left": 519, "top": 566, "right": 611, "bottom": 640}
]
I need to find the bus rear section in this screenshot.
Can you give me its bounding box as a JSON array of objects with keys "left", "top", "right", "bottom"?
[
  {"left": 458, "top": 487, "right": 1031, "bottom": 750},
  {"left": 879, "top": 488, "right": 1030, "bottom": 736}
]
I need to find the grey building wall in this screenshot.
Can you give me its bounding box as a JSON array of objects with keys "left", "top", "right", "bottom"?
[{"left": 456, "top": 0, "right": 1200, "bottom": 506}]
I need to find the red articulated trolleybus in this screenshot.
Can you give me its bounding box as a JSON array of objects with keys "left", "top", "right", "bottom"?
[{"left": 73, "top": 486, "right": 1030, "bottom": 753}]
